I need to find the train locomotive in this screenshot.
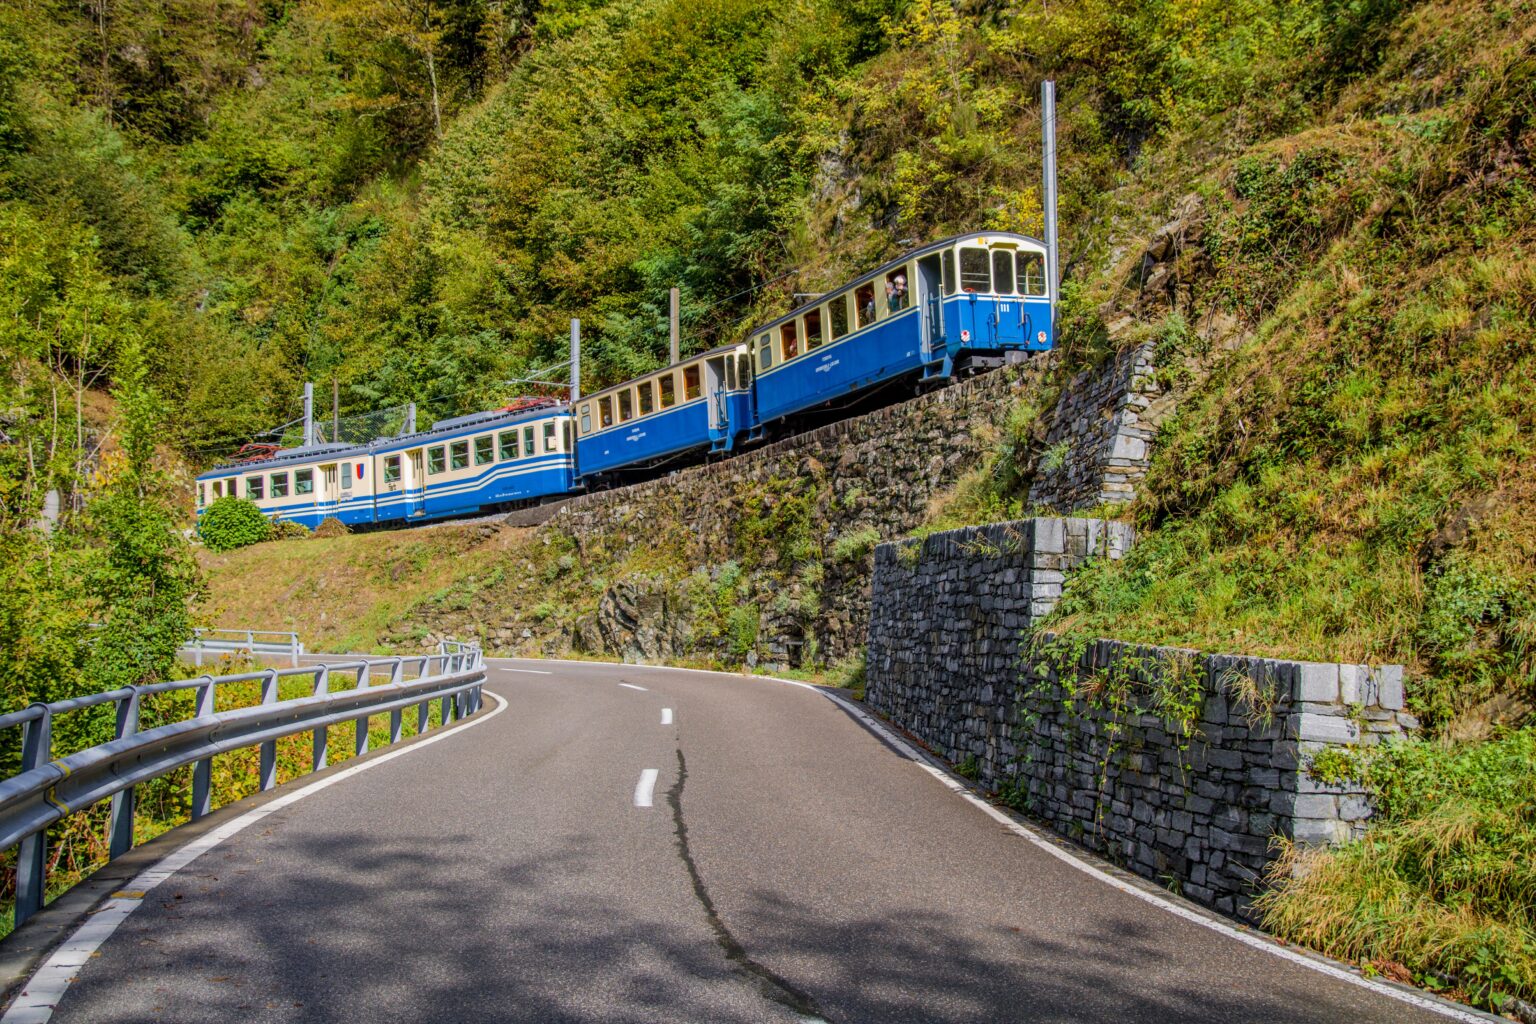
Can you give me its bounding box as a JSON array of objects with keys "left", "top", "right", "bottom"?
[{"left": 195, "top": 232, "right": 1053, "bottom": 529}]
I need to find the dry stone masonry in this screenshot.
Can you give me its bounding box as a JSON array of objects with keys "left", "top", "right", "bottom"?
[{"left": 866, "top": 518, "right": 1418, "bottom": 918}]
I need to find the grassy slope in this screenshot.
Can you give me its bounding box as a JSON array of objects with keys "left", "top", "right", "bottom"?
[{"left": 195, "top": 521, "right": 527, "bottom": 652}]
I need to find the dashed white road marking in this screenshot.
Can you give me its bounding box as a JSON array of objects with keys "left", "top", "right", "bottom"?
[
  {"left": 618, "top": 682, "right": 648, "bottom": 692},
  {"left": 1, "top": 691, "right": 510, "bottom": 1024},
  {"left": 634, "top": 769, "right": 659, "bottom": 808},
  {"left": 661, "top": 708, "right": 673, "bottom": 725}
]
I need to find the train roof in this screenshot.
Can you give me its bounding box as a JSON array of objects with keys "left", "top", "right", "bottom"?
[
  {"left": 197, "top": 441, "right": 364, "bottom": 480},
  {"left": 370, "top": 399, "right": 571, "bottom": 455}
]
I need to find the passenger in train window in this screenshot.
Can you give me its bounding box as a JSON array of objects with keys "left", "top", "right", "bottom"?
[
  {"left": 618, "top": 390, "right": 633, "bottom": 422},
  {"left": 599, "top": 397, "right": 613, "bottom": 427},
  {"left": 271, "top": 473, "right": 289, "bottom": 498},
  {"left": 428, "top": 447, "right": 446, "bottom": 475},
  {"left": 886, "top": 271, "right": 908, "bottom": 311},
  {"left": 499, "top": 431, "right": 517, "bottom": 459},
  {"left": 295, "top": 468, "right": 314, "bottom": 494},
  {"left": 475, "top": 436, "right": 494, "bottom": 465},
  {"left": 247, "top": 476, "right": 264, "bottom": 500}
]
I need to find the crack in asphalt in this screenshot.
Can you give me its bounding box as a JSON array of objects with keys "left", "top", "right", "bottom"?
[{"left": 666, "top": 748, "right": 831, "bottom": 1024}]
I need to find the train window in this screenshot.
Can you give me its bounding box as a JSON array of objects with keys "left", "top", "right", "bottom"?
[
  {"left": 471, "top": 436, "right": 490, "bottom": 465},
  {"left": 428, "top": 446, "right": 446, "bottom": 475},
  {"left": 247, "top": 476, "right": 264, "bottom": 500},
  {"left": 212, "top": 481, "right": 223, "bottom": 499},
  {"left": 725, "top": 356, "right": 736, "bottom": 390},
  {"left": 543, "top": 422, "right": 557, "bottom": 452},
  {"left": 992, "top": 250, "right": 1015, "bottom": 294},
  {"left": 341, "top": 463, "right": 353, "bottom": 491},
  {"left": 886, "top": 268, "right": 911, "bottom": 312},
  {"left": 737, "top": 354, "right": 752, "bottom": 387},
  {"left": 499, "top": 430, "right": 517, "bottom": 459},
  {"left": 599, "top": 397, "right": 613, "bottom": 428},
  {"left": 659, "top": 374, "right": 676, "bottom": 408},
  {"left": 523, "top": 426, "right": 535, "bottom": 456},
  {"left": 563, "top": 421, "right": 573, "bottom": 451},
  {"left": 1018, "top": 252, "right": 1047, "bottom": 296},
  {"left": 804, "top": 308, "right": 823, "bottom": 351},
  {"left": 780, "top": 321, "right": 798, "bottom": 361},
  {"left": 959, "top": 248, "right": 990, "bottom": 292},
  {"left": 450, "top": 441, "right": 469, "bottom": 469},
  {"left": 295, "top": 468, "right": 314, "bottom": 495},
  {"left": 197, "top": 483, "right": 206, "bottom": 507},
  {"left": 579, "top": 405, "right": 592, "bottom": 435},
  {"left": 618, "top": 389, "right": 633, "bottom": 422},
  {"left": 684, "top": 364, "right": 702, "bottom": 400},
  {"left": 638, "top": 380, "right": 655, "bottom": 416},
  {"left": 270, "top": 473, "right": 289, "bottom": 498},
  {"left": 855, "top": 284, "right": 876, "bottom": 328},
  {"left": 757, "top": 334, "right": 773, "bottom": 371},
  {"left": 384, "top": 456, "right": 401, "bottom": 483},
  {"left": 829, "top": 295, "right": 849, "bottom": 339},
  {"left": 943, "top": 249, "right": 957, "bottom": 295}
]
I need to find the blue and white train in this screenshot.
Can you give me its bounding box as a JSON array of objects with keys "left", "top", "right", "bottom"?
[{"left": 195, "top": 232, "right": 1052, "bottom": 529}]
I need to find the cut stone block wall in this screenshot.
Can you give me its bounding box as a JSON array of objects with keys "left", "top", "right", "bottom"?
[{"left": 866, "top": 519, "right": 1417, "bottom": 918}]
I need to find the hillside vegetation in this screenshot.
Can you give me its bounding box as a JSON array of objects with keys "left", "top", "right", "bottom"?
[{"left": 4, "top": 0, "right": 1534, "bottom": 1012}]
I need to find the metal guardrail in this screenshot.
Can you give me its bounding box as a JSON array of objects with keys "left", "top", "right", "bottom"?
[
  {"left": 186, "top": 628, "right": 305, "bottom": 667},
  {"left": 0, "top": 645, "right": 486, "bottom": 928}
]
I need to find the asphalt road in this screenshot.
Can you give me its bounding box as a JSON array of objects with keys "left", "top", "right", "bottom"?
[{"left": 34, "top": 659, "right": 1467, "bottom": 1023}]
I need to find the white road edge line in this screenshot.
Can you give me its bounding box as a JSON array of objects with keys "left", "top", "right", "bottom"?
[
  {"left": 618, "top": 682, "right": 647, "bottom": 692},
  {"left": 485, "top": 656, "right": 1492, "bottom": 1024},
  {"left": 634, "top": 768, "right": 659, "bottom": 808},
  {"left": 661, "top": 708, "right": 673, "bottom": 725},
  {"left": 504, "top": 668, "right": 551, "bottom": 675},
  {"left": 1, "top": 690, "right": 511, "bottom": 1024}
]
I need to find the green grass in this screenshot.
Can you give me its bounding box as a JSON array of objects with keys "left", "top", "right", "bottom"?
[{"left": 1257, "top": 730, "right": 1536, "bottom": 1012}]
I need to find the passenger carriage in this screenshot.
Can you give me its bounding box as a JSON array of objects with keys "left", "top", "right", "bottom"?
[
  {"left": 750, "top": 232, "right": 1051, "bottom": 425},
  {"left": 371, "top": 403, "right": 575, "bottom": 524},
  {"left": 572, "top": 342, "right": 755, "bottom": 485},
  {"left": 195, "top": 442, "right": 376, "bottom": 530}
]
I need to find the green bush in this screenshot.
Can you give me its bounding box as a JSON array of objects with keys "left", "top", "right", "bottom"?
[
  {"left": 198, "top": 497, "right": 273, "bottom": 552},
  {"left": 1259, "top": 730, "right": 1536, "bottom": 1011},
  {"left": 831, "top": 526, "right": 881, "bottom": 563}
]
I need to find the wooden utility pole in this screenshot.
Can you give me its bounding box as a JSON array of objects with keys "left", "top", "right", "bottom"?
[
  {"left": 669, "top": 287, "right": 680, "bottom": 365},
  {"left": 332, "top": 378, "right": 340, "bottom": 443}
]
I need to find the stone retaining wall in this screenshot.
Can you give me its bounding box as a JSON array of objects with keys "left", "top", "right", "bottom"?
[{"left": 866, "top": 519, "right": 1417, "bottom": 918}]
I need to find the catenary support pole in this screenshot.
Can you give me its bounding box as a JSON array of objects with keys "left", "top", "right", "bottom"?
[
  {"left": 570, "top": 319, "right": 581, "bottom": 403},
  {"left": 302, "top": 382, "right": 316, "bottom": 447},
  {"left": 1042, "top": 79, "right": 1060, "bottom": 324},
  {"left": 669, "top": 287, "right": 680, "bottom": 365}
]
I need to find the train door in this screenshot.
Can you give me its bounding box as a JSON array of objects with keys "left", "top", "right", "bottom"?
[
  {"left": 406, "top": 449, "right": 425, "bottom": 517},
  {"left": 319, "top": 464, "right": 339, "bottom": 515},
  {"left": 917, "top": 254, "right": 945, "bottom": 369},
  {"left": 705, "top": 355, "right": 730, "bottom": 450},
  {"left": 989, "top": 247, "right": 1027, "bottom": 348}
]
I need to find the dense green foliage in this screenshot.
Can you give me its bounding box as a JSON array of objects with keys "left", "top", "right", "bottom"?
[
  {"left": 1260, "top": 732, "right": 1536, "bottom": 1009},
  {"left": 198, "top": 496, "right": 274, "bottom": 552}
]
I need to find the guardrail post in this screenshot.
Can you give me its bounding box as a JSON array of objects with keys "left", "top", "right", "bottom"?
[
  {"left": 353, "top": 663, "right": 371, "bottom": 758},
  {"left": 108, "top": 688, "right": 141, "bottom": 858},
  {"left": 388, "top": 660, "right": 404, "bottom": 744},
  {"left": 190, "top": 675, "right": 216, "bottom": 821},
  {"left": 15, "top": 705, "right": 52, "bottom": 927},
  {"left": 416, "top": 658, "right": 431, "bottom": 734},
  {"left": 441, "top": 691, "right": 454, "bottom": 726},
  {"left": 259, "top": 669, "right": 279, "bottom": 790},
  {"left": 312, "top": 666, "right": 329, "bottom": 771},
  {"left": 290, "top": 633, "right": 300, "bottom": 668}
]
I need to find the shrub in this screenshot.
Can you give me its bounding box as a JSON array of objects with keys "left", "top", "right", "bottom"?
[
  {"left": 199, "top": 497, "right": 272, "bottom": 552},
  {"left": 272, "top": 519, "right": 311, "bottom": 540},
  {"left": 314, "top": 517, "right": 350, "bottom": 538},
  {"left": 831, "top": 526, "right": 881, "bottom": 563},
  {"left": 1258, "top": 730, "right": 1536, "bottom": 1011}
]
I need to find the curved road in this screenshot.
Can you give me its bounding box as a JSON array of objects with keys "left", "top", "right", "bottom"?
[{"left": 23, "top": 660, "right": 1470, "bottom": 1023}]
